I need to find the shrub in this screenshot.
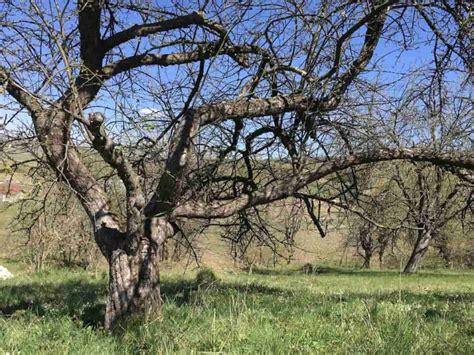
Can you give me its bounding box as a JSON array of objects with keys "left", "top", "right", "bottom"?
[{"left": 195, "top": 267, "right": 218, "bottom": 286}]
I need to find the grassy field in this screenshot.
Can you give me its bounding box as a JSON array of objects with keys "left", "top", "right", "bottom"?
[
  {"left": 0, "top": 167, "right": 472, "bottom": 353},
  {"left": 0, "top": 203, "right": 29, "bottom": 276},
  {"left": 0, "top": 266, "right": 473, "bottom": 354}
]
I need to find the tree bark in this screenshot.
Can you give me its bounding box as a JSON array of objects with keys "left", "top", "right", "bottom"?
[
  {"left": 94, "top": 216, "right": 173, "bottom": 329},
  {"left": 105, "top": 243, "right": 160, "bottom": 329},
  {"left": 362, "top": 252, "right": 372, "bottom": 269},
  {"left": 403, "top": 229, "right": 433, "bottom": 273},
  {"left": 360, "top": 229, "right": 373, "bottom": 269},
  {"left": 378, "top": 243, "right": 386, "bottom": 269},
  {"left": 30, "top": 108, "right": 172, "bottom": 329}
]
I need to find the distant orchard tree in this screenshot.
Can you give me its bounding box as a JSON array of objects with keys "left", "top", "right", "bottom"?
[
  {"left": 341, "top": 90, "right": 472, "bottom": 272},
  {"left": 394, "top": 164, "right": 470, "bottom": 273},
  {"left": 0, "top": 1, "right": 472, "bottom": 328}
]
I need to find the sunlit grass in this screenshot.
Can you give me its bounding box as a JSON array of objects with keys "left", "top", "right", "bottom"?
[{"left": 0, "top": 267, "right": 472, "bottom": 354}]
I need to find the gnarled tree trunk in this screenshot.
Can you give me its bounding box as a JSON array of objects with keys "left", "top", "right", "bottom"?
[
  {"left": 403, "top": 229, "right": 433, "bottom": 273},
  {"left": 359, "top": 228, "right": 373, "bottom": 269},
  {"left": 94, "top": 214, "right": 174, "bottom": 329},
  {"left": 105, "top": 243, "right": 160, "bottom": 329},
  {"left": 362, "top": 251, "right": 372, "bottom": 269}
]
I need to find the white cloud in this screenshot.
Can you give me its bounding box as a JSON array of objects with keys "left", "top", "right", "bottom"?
[{"left": 139, "top": 108, "right": 165, "bottom": 118}]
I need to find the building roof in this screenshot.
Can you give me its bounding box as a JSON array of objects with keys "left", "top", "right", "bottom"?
[{"left": 0, "top": 180, "right": 25, "bottom": 194}]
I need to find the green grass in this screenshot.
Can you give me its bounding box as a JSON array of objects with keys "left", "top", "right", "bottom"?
[
  {"left": 0, "top": 204, "right": 21, "bottom": 261},
  {"left": 0, "top": 267, "right": 472, "bottom": 354}
]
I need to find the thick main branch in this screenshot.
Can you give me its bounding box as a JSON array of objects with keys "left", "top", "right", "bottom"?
[
  {"left": 103, "top": 11, "right": 227, "bottom": 51},
  {"left": 172, "top": 148, "right": 474, "bottom": 219}
]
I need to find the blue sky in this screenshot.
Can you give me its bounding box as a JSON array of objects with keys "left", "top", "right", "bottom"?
[{"left": 0, "top": 1, "right": 468, "bottom": 137}]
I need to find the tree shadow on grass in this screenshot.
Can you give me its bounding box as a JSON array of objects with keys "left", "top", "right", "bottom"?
[
  {"left": 161, "top": 278, "right": 474, "bottom": 307},
  {"left": 248, "top": 265, "right": 400, "bottom": 277},
  {"left": 248, "top": 265, "right": 472, "bottom": 279},
  {"left": 0, "top": 276, "right": 292, "bottom": 323},
  {"left": 0, "top": 278, "right": 107, "bottom": 328},
  {"left": 318, "top": 268, "right": 473, "bottom": 278},
  {"left": 161, "top": 278, "right": 289, "bottom": 306},
  {"left": 1, "top": 274, "right": 472, "bottom": 329}
]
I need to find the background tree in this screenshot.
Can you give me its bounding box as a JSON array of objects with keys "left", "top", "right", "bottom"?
[
  {"left": 391, "top": 80, "right": 472, "bottom": 273},
  {"left": 393, "top": 164, "right": 470, "bottom": 273},
  {"left": 342, "top": 186, "right": 400, "bottom": 269},
  {"left": 0, "top": 0, "right": 472, "bottom": 329},
  {"left": 341, "top": 160, "right": 471, "bottom": 271}
]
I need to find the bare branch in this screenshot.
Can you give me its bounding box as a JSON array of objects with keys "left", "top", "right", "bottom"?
[
  {"left": 102, "top": 11, "right": 227, "bottom": 52},
  {"left": 172, "top": 148, "right": 474, "bottom": 219},
  {"left": 0, "top": 66, "right": 43, "bottom": 115},
  {"left": 101, "top": 42, "right": 255, "bottom": 78},
  {"left": 88, "top": 113, "right": 145, "bottom": 234}
]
